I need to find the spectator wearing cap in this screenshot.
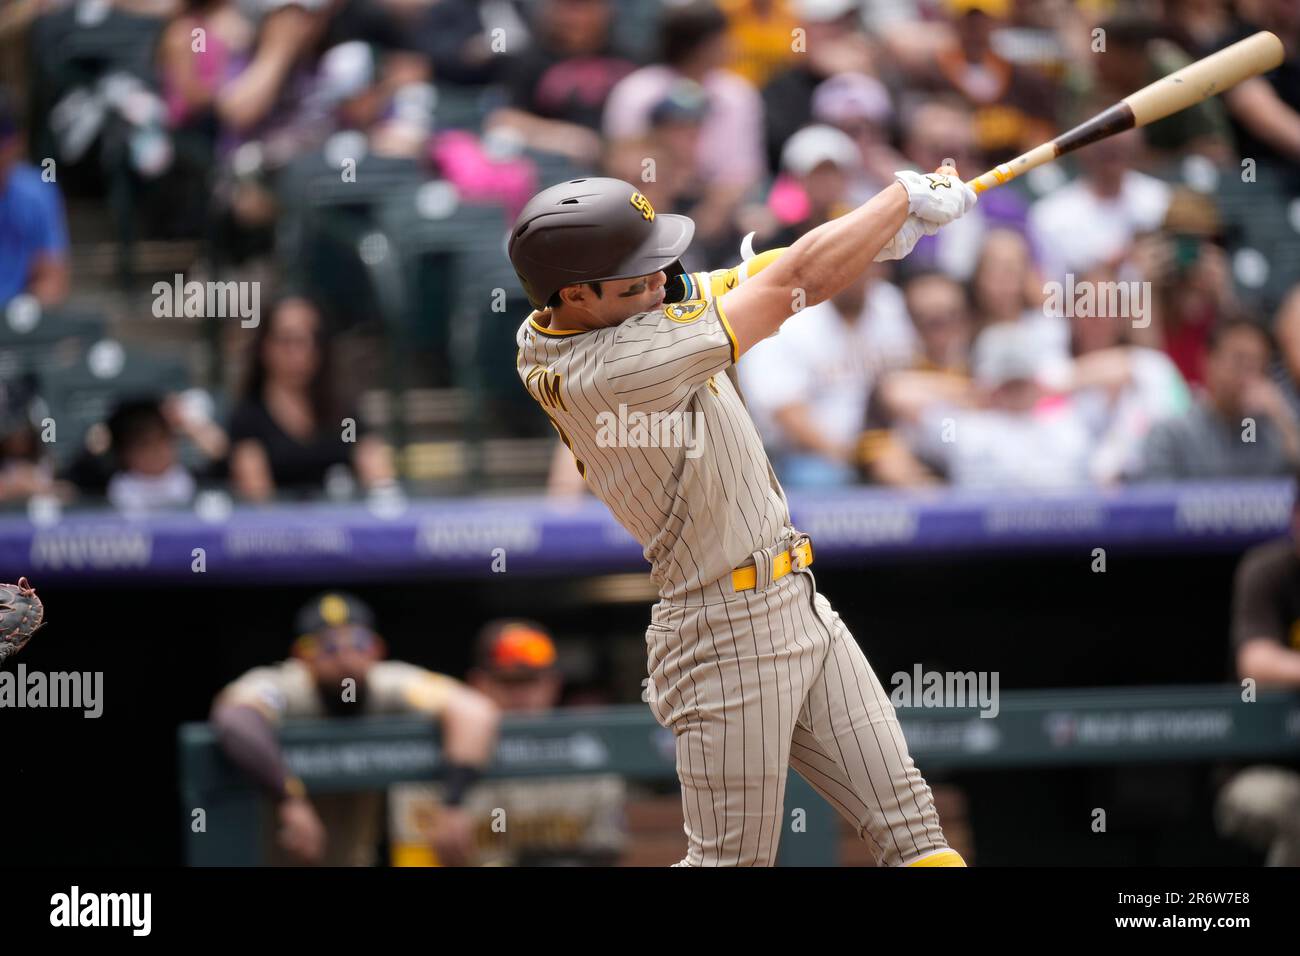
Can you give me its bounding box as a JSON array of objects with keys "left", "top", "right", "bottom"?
[
  {"left": 739, "top": 265, "right": 916, "bottom": 488},
  {"left": 486, "top": 0, "right": 638, "bottom": 167},
  {"left": 810, "top": 71, "right": 906, "bottom": 200},
  {"left": 760, "top": 0, "right": 875, "bottom": 173},
  {"left": 762, "top": 123, "right": 861, "bottom": 248},
  {"left": 211, "top": 591, "right": 500, "bottom": 866},
  {"left": 0, "top": 85, "right": 70, "bottom": 310},
  {"left": 602, "top": 0, "right": 765, "bottom": 241},
  {"left": 878, "top": 321, "right": 1094, "bottom": 488},
  {"left": 1134, "top": 319, "right": 1300, "bottom": 481},
  {"left": 604, "top": 80, "right": 721, "bottom": 268},
  {"left": 388, "top": 618, "right": 629, "bottom": 866}
]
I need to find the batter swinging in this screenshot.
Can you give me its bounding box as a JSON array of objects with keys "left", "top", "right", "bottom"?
[{"left": 507, "top": 167, "right": 976, "bottom": 867}]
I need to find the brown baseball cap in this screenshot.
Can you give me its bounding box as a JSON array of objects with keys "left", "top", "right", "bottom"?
[{"left": 507, "top": 177, "right": 695, "bottom": 310}]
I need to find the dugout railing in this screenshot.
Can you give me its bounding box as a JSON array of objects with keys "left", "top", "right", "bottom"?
[{"left": 178, "top": 685, "right": 1300, "bottom": 867}]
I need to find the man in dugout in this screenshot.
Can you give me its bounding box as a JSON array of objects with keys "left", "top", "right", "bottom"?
[
  {"left": 389, "top": 619, "right": 628, "bottom": 866},
  {"left": 210, "top": 592, "right": 500, "bottom": 866}
]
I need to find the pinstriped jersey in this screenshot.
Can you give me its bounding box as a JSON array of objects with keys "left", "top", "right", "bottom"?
[{"left": 516, "top": 271, "right": 791, "bottom": 602}]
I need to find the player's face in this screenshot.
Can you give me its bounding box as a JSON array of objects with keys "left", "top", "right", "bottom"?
[
  {"left": 585, "top": 271, "right": 670, "bottom": 326},
  {"left": 304, "top": 626, "right": 381, "bottom": 688}
]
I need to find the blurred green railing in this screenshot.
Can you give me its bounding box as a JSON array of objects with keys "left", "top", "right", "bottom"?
[{"left": 178, "top": 685, "right": 1300, "bottom": 866}]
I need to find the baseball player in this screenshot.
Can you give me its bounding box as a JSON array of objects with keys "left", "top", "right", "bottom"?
[
  {"left": 507, "top": 166, "right": 976, "bottom": 866},
  {"left": 211, "top": 591, "right": 500, "bottom": 866}
]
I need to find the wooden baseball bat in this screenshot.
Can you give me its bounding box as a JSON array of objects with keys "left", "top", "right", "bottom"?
[{"left": 966, "top": 30, "right": 1285, "bottom": 195}]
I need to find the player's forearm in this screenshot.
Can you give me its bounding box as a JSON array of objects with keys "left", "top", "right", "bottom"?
[
  {"left": 763, "top": 183, "right": 909, "bottom": 308},
  {"left": 1237, "top": 639, "right": 1300, "bottom": 689},
  {"left": 440, "top": 689, "right": 500, "bottom": 767},
  {"left": 211, "top": 703, "right": 293, "bottom": 795}
]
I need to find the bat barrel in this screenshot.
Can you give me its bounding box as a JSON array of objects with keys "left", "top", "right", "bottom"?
[{"left": 966, "top": 30, "right": 1286, "bottom": 195}]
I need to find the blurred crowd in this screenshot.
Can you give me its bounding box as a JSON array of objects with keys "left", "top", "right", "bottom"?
[{"left": 1, "top": 0, "right": 1300, "bottom": 507}]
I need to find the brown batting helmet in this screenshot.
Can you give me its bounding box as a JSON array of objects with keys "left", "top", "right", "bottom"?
[{"left": 507, "top": 177, "right": 695, "bottom": 310}]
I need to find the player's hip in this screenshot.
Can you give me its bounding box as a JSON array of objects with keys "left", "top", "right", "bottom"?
[{"left": 644, "top": 529, "right": 832, "bottom": 659}]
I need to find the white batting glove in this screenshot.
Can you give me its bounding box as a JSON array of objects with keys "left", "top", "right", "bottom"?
[
  {"left": 894, "top": 169, "right": 977, "bottom": 226},
  {"left": 874, "top": 214, "right": 940, "bottom": 262}
]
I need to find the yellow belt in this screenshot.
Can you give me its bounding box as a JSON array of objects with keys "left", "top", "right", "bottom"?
[{"left": 731, "top": 539, "right": 814, "bottom": 592}]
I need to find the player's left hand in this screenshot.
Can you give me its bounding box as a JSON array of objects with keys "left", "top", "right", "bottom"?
[
  {"left": 894, "top": 165, "right": 977, "bottom": 226},
  {"left": 432, "top": 805, "right": 477, "bottom": 866}
]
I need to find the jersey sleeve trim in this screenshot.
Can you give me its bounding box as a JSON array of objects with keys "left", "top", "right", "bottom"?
[
  {"left": 529, "top": 314, "right": 590, "bottom": 337},
  {"left": 714, "top": 296, "right": 740, "bottom": 366}
]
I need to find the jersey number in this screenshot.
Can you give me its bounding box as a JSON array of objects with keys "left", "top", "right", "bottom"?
[{"left": 547, "top": 413, "right": 586, "bottom": 479}]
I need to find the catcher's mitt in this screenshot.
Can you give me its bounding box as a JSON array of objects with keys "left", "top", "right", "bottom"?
[{"left": 0, "top": 577, "right": 45, "bottom": 665}]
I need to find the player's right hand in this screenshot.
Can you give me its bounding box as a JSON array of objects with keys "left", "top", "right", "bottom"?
[
  {"left": 431, "top": 806, "right": 477, "bottom": 867},
  {"left": 894, "top": 166, "right": 976, "bottom": 226},
  {"left": 277, "top": 795, "right": 327, "bottom": 865}
]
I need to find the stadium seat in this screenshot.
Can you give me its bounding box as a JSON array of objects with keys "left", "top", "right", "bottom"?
[
  {"left": 0, "top": 304, "right": 106, "bottom": 385},
  {"left": 38, "top": 339, "right": 191, "bottom": 467}
]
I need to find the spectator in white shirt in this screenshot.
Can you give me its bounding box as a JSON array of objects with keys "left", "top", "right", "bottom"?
[
  {"left": 1027, "top": 126, "right": 1172, "bottom": 282},
  {"left": 878, "top": 321, "right": 1094, "bottom": 489},
  {"left": 860, "top": 269, "right": 973, "bottom": 487},
  {"left": 739, "top": 267, "right": 915, "bottom": 488},
  {"left": 1047, "top": 267, "right": 1193, "bottom": 484}
]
